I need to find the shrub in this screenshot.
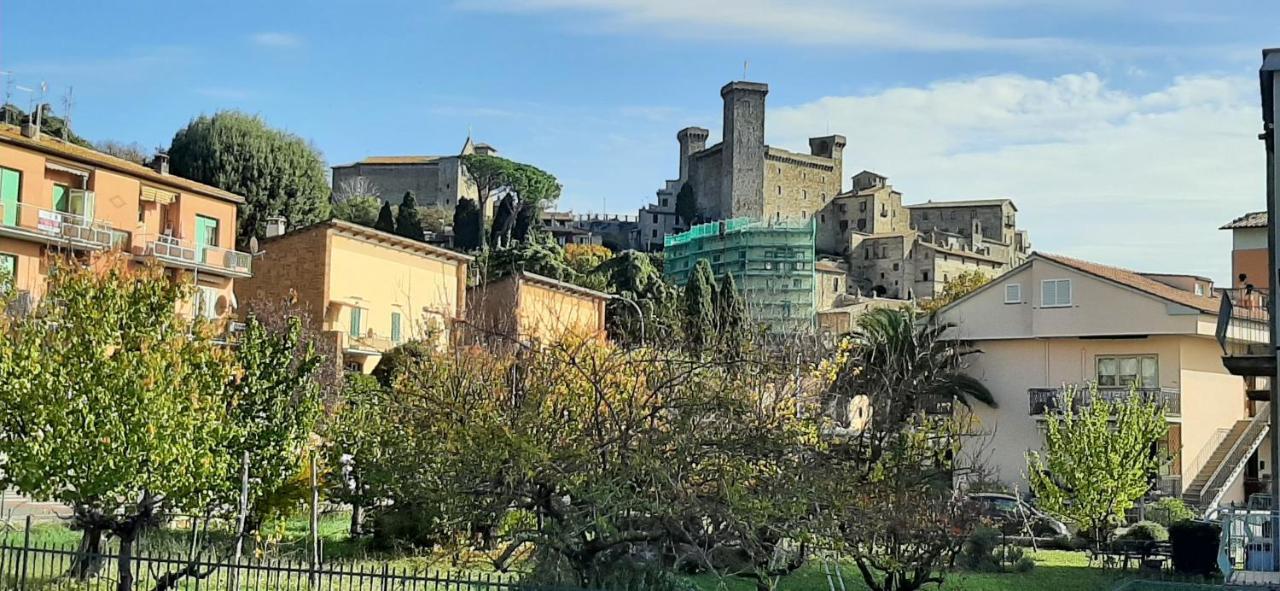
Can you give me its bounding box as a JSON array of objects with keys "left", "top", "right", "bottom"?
[
  {"left": 1013, "top": 556, "right": 1036, "bottom": 573},
  {"left": 1146, "top": 498, "right": 1196, "bottom": 527},
  {"left": 1168, "top": 520, "right": 1220, "bottom": 576},
  {"left": 1121, "top": 521, "right": 1169, "bottom": 543},
  {"left": 367, "top": 504, "right": 444, "bottom": 550},
  {"left": 959, "top": 527, "right": 1002, "bottom": 571}
]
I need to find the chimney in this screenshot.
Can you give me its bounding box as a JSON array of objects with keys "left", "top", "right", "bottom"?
[
  {"left": 149, "top": 151, "right": 170, "bottom": 175},
  {"left": 20, "top": 104, "right": 43, "bottom": 139},
  {"left": 265, "top": 216, "right": 288, "bottom": 238}
]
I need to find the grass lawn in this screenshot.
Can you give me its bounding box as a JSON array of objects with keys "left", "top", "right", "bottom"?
[{"left": 689, "top": 550, "right": 1125, "bottom": 591}]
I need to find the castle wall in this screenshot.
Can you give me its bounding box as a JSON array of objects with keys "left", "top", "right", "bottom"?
[
  {"left": 333, "top": 162, "right": 443, "bottom": 206},
  {"left": 762, "top": 149, "right": 840, "bottom": 225},
  {"left": 721, "top": 83, "right": 768, "bottom": 220}
]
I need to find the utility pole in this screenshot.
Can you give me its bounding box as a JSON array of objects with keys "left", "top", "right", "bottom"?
[{"left": 1260, "top": 47, "right": 1280, "bottom": 570}]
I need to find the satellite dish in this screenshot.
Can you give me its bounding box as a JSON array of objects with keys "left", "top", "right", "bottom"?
[{"left": 248, "top": 236, "right": 260, "bottom": 254}]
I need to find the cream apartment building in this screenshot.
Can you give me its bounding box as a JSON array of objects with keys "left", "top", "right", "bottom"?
[
  {"left": 466, "top": 271, "right": 609, "bottom": 345},
  {"left": 938, "top": 253, "right": 1267, "bottom": 511},
  {"left": 234, "top": 219, "right": 471, "bottom": 373}
]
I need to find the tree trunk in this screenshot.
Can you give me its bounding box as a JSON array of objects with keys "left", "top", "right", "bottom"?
[
  {"left": 349, "top": 504, "right": 364, "bottom": 536},
  {"left": 116, "top": 534, "right": 135, "bottom": 591},
  {"left": 66, "top": 527, "right": 106, "bottom": 580}
]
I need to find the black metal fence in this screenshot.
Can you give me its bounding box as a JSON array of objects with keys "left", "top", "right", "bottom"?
[{"left": 0, "top": 539, "right": 580, "bottom": 591}]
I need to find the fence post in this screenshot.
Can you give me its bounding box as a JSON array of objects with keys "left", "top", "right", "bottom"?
[
  {"left": 381, "top": 563, "right": 389, "bottom": 591},
  {"left": 17, "top": 515, "right": 31, "bottom": 591}
]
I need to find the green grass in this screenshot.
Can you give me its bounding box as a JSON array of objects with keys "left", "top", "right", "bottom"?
[{"left": 688, "top": 551, "right": 1124, "bottom": 591}]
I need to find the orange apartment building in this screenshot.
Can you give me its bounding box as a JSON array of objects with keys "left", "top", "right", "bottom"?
[
  {"left": 466, "top": 271, "right": 609, "bottom": 345},
  {"left": 0, "top": 124, "right": 249, "bottom": 316}
]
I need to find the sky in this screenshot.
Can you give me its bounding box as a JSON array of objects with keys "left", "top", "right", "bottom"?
[{"left": 0, "top": 0, "right": 1274, "bottom": 282}]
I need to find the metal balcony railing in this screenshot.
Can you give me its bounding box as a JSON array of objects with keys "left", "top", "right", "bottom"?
[
  {"left": 1028, "top": 385, "right": 1181, "bottom": 416},
  {"left": 135, "top": 234, "right": 252, "bottom": 276},
  {"left": 1218, "top": 287, "right": 1270, "bottom": 355},
  {"left": 0, "top": 202, "right": 114, "bottom": 249}
]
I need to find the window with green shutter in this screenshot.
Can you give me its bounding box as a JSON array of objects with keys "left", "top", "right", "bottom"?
[
  {"left": 1, "top": 167, "right": 21, "bottom": 226},
  {"left": 350, "top": 308, "right": 363, "bottom": 338},
  {"left": 391, "top": 312, "right": 402, "bottom": 342}
]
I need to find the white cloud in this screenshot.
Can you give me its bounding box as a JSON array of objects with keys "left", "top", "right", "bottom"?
[
  {"left": 767, "top": 72, "right": 1262, "bottom": 281},
  {"left": 250, "top": 32, "right": 303, "bottom": 49},
  {"left": 463, "top": 0, "right": 1159, "bottom": 54}
]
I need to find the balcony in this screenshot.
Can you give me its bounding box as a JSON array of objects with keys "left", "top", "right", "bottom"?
[
  {"left": 1028, "top": 386, "right": 1181, "bottom": 416},
  {"left": 0, "top": 202, "right": 114, "bottom": 250},
  {"left": 134, "top": 234, "right": 252, "bottom": 278},
  {"left": 1217, "top": 287, "right": 1273, "bottom": 378}
]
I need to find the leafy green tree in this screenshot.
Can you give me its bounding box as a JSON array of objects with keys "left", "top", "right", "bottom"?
[
  {"left": 675, "top": 182, "right": 698, "bottom": 226},
  {"left": 920, "top": 269, "right": 992, "bottom": 314},
  {"left": 332, "top": 195, "right": 382, "bottom": 227},
  {"left": 564, "top": 244, "right": 613, "bottom": 275},
  {"left": 0, "top": 258, "right": 234, "bottom": 590},
  {"left": 227, "top": 315, "right": 323, "bottom": 534},
  {"left": 596, "top": 251, "right": 681, "bottom": 346},
  {"left": 374, "top": 201, "right": 396, "bottom": 233},
  {"left": 682, "top": 259, "right": 717, "bottom": 354},
  {"left": 1027, "top": 387, "right": 1169, "bottom": 543},
  {"left": 323, "top": 373, "right": 391, "bottom": 536},
  {"left": 394, "top": 192, "right": 426, "bottom": 241},
  {"left": 168, "top": 111, "right": 330, "bottom": 244},
  {"left": 452, "top": 198, "right": 482, "bottom": 251}
]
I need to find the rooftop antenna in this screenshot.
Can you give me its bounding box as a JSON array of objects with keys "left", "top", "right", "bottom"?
[{"left": 61, "top": 86, "right": 74, "bottom": 141}]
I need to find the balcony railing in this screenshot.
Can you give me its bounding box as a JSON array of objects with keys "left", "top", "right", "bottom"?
[
  {"left": 135, "top": 234, "right": 252, "bottom": 276},
  {"left": 0, "top": 202, "right": 114, "bottom": 249},
  {"left": 1217, "top": 287, "right": 1273, "bottom": 377},
  {"left": 1028, "top": 386, "right": 1181, "bottom": 416}
]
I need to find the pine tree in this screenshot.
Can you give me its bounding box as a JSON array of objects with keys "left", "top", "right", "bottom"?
[
  {"left": 716, "top": 272, "right": 747, "bottom": 351},
  {"left": 682, "top": 259, "right": 717, "bottom": 354},
  {"left": 394, "top": 192, "right": 425, "bottom": 241},
  {"left": 374, "top": 201, "right": 396, "bottom": 233}
]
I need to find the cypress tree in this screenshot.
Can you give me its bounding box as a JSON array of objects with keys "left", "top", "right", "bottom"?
[
  {"left": 682, "top": 259, "right": 717, "bottom": 354},
  {"left": 374, "top": 201, "right": 396, "bottom": 233},
  {"left": 716, "top": 272, "right": 746, "bottom": 350},
  {"left": 675, "top": 182, "right": 698, "bottom": 226},
  {"left": 394, "top": 192, "right": 425, "bottom": 241},
  {"left": 489, "top": 194, "right": 518, "bottom": 247},
  {"left": 452, "top": 198, "right": 481, "bottom": 252}
]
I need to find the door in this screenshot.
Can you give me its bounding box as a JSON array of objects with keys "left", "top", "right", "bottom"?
[
  {"left": 1, "top": 168, "right": 20, "bottom": 226},
  {"left": 195, "top": 215, "right": 219, "bottom": 264}
]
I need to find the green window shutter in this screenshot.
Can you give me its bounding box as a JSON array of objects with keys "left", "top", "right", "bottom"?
[
  {"left": 350, "top": 308, "right": 363, "bottom": 338},
  {"left": 391, "top": 312, "right": 402, "bottom": 342},
  {"left": 52, "top": 185, "right": 68, "bottom": 213},
  {"left": 1, "top": 168, "right": 21, "bottom": 226}
]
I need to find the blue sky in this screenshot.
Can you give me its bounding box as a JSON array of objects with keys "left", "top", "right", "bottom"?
[{"left": 1, "top": 0, "right": 1274, "bottom": 281}]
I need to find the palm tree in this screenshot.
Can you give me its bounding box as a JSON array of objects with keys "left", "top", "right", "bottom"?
[{"left": 829, "top": 307, "right": 995, "bottom": 435}]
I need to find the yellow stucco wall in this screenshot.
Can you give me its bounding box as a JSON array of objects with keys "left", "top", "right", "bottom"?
[
  {"left": 326, "top": 232, "right": 465, "bottom": 350},
  {"left": 516, "top": 279, "right": 606, "bottom": 343}
]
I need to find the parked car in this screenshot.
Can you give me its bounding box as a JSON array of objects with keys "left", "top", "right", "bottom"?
[{"left": 967, "top": 492, "right": 1070, "bottom": 537}]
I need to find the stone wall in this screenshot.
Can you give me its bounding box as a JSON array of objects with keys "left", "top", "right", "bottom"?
[
  {"left": 850, "top": 234, "right": 913, "bottom": 299},
  {"left": 721, "top": 82, "right": 769, "bottom": 220},
  {"left": 762, "top": 148, "right": 840, "bottom": 225},
  {"left": 333, "top": 163, "right": 442, "bottom": 206},
  {"left": 908, "top": 203, "right": 1015, "bottom": 251}
]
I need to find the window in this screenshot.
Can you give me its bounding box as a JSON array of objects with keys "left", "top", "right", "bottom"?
[
  {"left": 820, "top": 214, "right": 826, "bottom": 223},
  {"left": 800, "top": 210, "right": 806, "bottom": 217},
  {"left": 1097, "top": 355, "right": 1158, "bottom": 388},
  {"left": 391, "top": 312, "right": 402, "bottom": 343},
  {"left": 52, "top": 184, "right": 70, "bottom": 212},
  {"left": 802, "top": 190, "right": 808, "bottom": 200},
  {"left": 892, "top": 262, "right": 899, "bottom": 271},
  {"left": 193, "top": 286, "right": 219, "bottom": 320},
  {"left": 839, "top": 220, "right": 849, "bottom": 231},
  {"left": 713, "top": 254, "right": 721, "bottom": 263},
  {"left": 856, "top": 219, "right": 866, "bottom": 231},
  {"left": 1195, "top": 284, "right": 1204, "bottom": 296},
  {"left": 350, "top": 307, "right": 364, "bottom": 338},
  {"left": 651, "top": 229, "right": 657, "bottom": 238},
  {"left": 652, "top": 214, "right": 658, "bottom": 223},
  {"left": 660, "top": 198, "right": 668, "bottom": 207},
  {"left": 1004, "top": 283, "right": 1022, "bottom": 304},
  {"left": 859, "top": 201, "right": 867, "bottom": 212},
  {"left": 1041, "top": 279, "right": 1072, "bottom": 307},
  {"left": 793, "top": 278, "right": 802, "bottom": 288},
  {"left": 832, "top": 277, "right": 840, "bottom": 293},
  {"left": 0, "top": 253, "right": 15, "bottom": 289},
  {"left": 739, "top": 251, "right": 746, "bottom": 260},
  {"left": 196, "top": 215, "right": 220, "bottom": 247},
  {"left": 922, "top": 271, "right": 930, "bottom": 282},
  {"left": 777, "top": 185, "right": 782, "bottom": 195}
]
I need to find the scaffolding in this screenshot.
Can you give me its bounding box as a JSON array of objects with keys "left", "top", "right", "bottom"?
[{"left": 663, "top": 218, "right": 816, "bottom": 332}]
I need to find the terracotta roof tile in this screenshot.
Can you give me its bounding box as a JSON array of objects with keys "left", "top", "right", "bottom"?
[
  {"left": 1221, "top": 211, "right": 1267, "bottom": 229},
  {"left": 1035, "top": 253, "right": 1219, "bottom": 314},
  {"left": 0, "top": 125, "right": 245, "bottom": 204}
]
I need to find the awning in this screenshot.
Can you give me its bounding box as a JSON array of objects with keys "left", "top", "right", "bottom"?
[
  {"left": 45, "top": 161, "right": 90, "bottom": 178},
  {"left": 140, "top": 185, "right": 177, "bottom": 205}
]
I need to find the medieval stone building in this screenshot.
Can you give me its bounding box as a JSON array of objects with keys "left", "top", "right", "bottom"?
[
  {"left": 638, "top": 81, "right": 845, "bottom": 251},
  {"left": 331, "top": 137, "right": 495, "bottom": 214}
]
